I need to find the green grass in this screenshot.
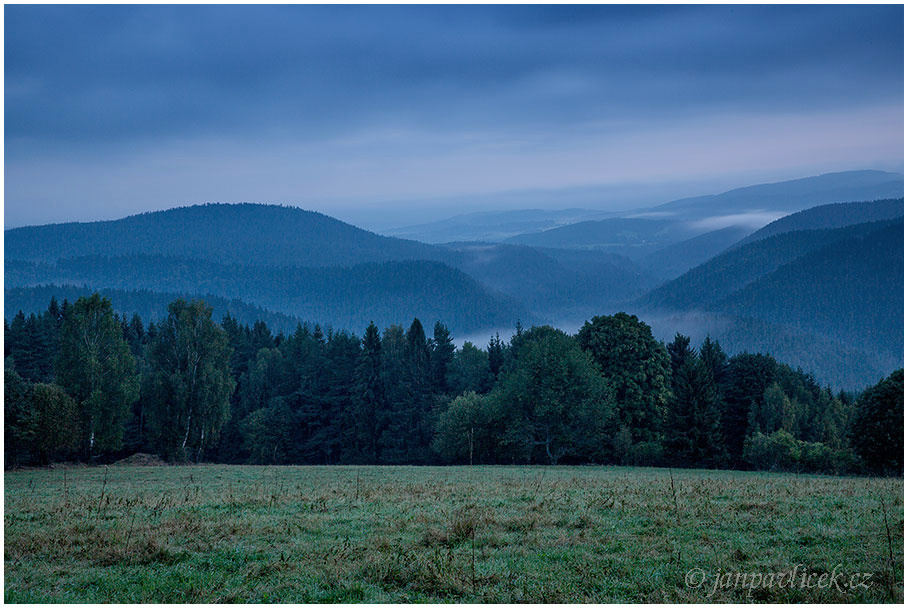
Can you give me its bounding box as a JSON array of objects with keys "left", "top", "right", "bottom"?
[{"left": 4, "top": 464, "right": 903, "bottom": 602}]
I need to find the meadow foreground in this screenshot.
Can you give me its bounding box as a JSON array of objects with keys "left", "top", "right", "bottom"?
[{"left": 4, "top": 464, "right": 903, "bottom": 603}]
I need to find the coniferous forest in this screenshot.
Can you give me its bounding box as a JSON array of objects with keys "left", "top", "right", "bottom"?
[{"left": 5, "top": 294, "right": 902, "bottom": 475}]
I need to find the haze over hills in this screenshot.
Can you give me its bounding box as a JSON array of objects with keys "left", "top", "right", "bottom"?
[
  {"left": 5, "top": 202, "right": 653, "bottom": 334},
  {"left": 383, "top": 208, "right": 602, "bottom": 244},
  {"left": 442, "top": 243, "right": 656, "bottom": 323},
  {"left": 639, "top": 226, "right": 754, "bottom": 281},
  {"left": 379, "top": 170, "right": 903, "bottom": 247},
  {"left": 634, "top": 205, "right": 903, "bottom": 389},
  {"left": 501, "top": 171, "right": 903, "bottom": 266},
  {"left": 737, "top": 198, "right": 904, "bottom": 245},
  {"left": 4, "top": 171, "right": 903, "bottom": 388},
  {"left": 647, "top": 170, "right": 903, "bottom": 217}
]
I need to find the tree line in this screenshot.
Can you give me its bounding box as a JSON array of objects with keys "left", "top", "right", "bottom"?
[{"left": 5, "top": 294, "right": 902, "bottom": 475}]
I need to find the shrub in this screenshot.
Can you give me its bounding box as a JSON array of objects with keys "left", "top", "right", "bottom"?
[{"left": 743, "top": 430, "right": 800, "bottom": 471}]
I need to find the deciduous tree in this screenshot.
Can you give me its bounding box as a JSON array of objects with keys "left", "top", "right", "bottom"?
[
  {"left": 146, "top": 299, "right": 234, "bottom": 462},
  {"left": 56, "top": 294, "right": 138, "bottom": 455}
]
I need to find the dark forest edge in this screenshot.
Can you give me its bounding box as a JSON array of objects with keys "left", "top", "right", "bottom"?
[{"left": 4, "top": 293, "right": 903, "bottom": 476}]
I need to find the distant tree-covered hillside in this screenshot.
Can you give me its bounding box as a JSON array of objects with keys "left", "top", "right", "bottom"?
[
  {"left": 631, "top": 217, "right": 903, "bottom": 390},
  {"left": 502, "top": 171, "right": 903, "bottom": 259},
  {"left": 644, "top": 311, "right": 897, "bottom": 392},
  {"left": 5, "top": 203, "right": 444, "bottom": 267},
  {"left": 718, "top": 221, "right": 903, "bottom": 360},
  {"left": 6, "top": 256, "right": 529, "bottom": 335},
  {"left": 505, "top": 217, "right": 680, "bottom": 254},
  {"left": 443, "top": 243, "right": 656, "bottom": 320},
  {"left": 640, "top": 226, "right": 753, "bottom": 280},
  {"left": 738, "top": 198, "right": 904, "bottom": 245},
  {"left": 637, "top": 219, "right": 900, "bottom": 312}
]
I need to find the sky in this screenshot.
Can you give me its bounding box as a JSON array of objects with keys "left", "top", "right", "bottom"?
[{"left": 4, "top": 4, "right": 904, "bottom": 229}]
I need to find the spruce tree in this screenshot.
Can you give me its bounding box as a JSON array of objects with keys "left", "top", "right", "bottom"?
[
  {"left": 850, "top": 369, "right": 903, "bottom": 473},
  {"left": 350, "top": 322, "right": 385, "bottom": 462},
  {"left": 487, "top": 333, "right": 505, "bottom": 380},
  {"left": 430, "top": 321, "right": 455, "bottom": 395},
  {"left": 665, "top": 346, "right": 725, "bottom": 467}
]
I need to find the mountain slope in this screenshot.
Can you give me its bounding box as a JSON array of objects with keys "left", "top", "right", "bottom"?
[
  {"left": 717, "top": 221, "right": 903, "bottom": 360},
  {"left": 4, "top": 203, "right": 656, "bottom": 330},
  {"left": 636, "top": 219, "right": 900, "bottom": 311},
  {"left": 639, "top": 225, "right": 753, "bottom": 280},
  {"left": 5, "top": 255, "right": 531, "bottom": 334},
  {"left": 738, "top": 198, "right": 904, "bottom": 246},
  {"left": 642, "top": 311, "right": 893, "bottom": 391},
  {"left": 5, "top": 203, "right": 443, "bottom": 267},
  {"left": 443, "top": 243, "right": 655, "bottom": 321}
]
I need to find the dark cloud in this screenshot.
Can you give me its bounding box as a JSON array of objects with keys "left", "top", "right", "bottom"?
[
  {"left": 4, "top": 5, "right": 903, "bottom": 227},
  {"left": 6, "top": 5, "right": 902, "bottom": 147}
]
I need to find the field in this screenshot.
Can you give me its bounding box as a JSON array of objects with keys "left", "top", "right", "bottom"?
[{"left": 4, "top": 464, "right": 903, "bottom": 603}]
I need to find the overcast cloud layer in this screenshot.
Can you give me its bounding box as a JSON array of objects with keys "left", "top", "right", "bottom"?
[{"left": 5, "top": 5, "right": 904, "bottom": 228}]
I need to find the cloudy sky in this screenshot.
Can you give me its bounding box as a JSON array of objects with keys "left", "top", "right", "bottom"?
[{"left": 4, "top": 4, "right": 904, "bottom": 228}]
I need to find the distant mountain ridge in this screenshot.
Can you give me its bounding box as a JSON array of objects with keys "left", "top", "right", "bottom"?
[
  {"left": 737, "top": 198, "right": 904, "bottom": 245},
  {"left": 649, "top": 170, "right": 903, "bottom": 217},
  {"left": 499, "top": 171, "right": 903, "bottom": 266},
  {"left": 4, "top": 202, "right": 654, "bottom": 334},
  {"left": 384, "top": 208, "right": 600, "bottom": 243},
  {"left": 5, "top": 203, "right": 443, "bottom": 267}
]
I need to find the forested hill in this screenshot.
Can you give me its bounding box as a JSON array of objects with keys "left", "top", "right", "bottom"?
[
  {"left": 636, "top": 219, "right": 900, "bottom": 312},
  {"left": 718, "top": 220, "right": 903, "bottom": 361},
  {"left": 5, "top": 256, "right": 529, "bottom": 335},
  {"left": 639, "top": 226, "right": 753, "bottom": 281},
  {"left": 738, "top": 198, "right": 904, "bottom": 246},
  {"left": 631, "top": 216, "right": 903, "bottom": 389},
  {"left": 5, "top": 203, "right": 443, "bottom": 267},
  {"left": 4, "top": 203, "right": 657, "bottom": 334}
]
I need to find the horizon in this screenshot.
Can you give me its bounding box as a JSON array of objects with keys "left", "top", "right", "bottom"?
[
  {"left": 5, "top": 5, "right": 904, "bottom": 229},
  {"left": 4, "top": 167, "right": 904, "bottom": 232}
]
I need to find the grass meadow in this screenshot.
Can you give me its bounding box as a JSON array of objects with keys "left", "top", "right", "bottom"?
[{"left": 4, "top": 464, "right": 903, "bottom": 603}]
